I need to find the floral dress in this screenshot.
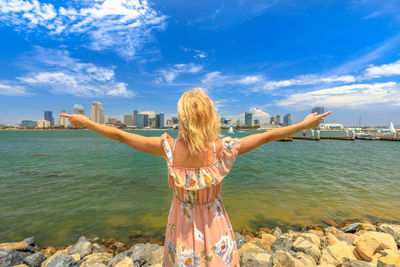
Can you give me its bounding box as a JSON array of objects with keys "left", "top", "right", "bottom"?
[{"left": 160, "top": 133, "right": 241, "bottom": 267}]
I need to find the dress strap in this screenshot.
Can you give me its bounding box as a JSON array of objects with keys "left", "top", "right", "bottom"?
[
  {"left": 213, "top": 141, "right": 216, "bottom": 161},
  {"left": 172, "top": 139, "right": 177, "bottom": 164}
]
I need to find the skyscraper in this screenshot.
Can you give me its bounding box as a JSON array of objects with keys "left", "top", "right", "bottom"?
[
  {"left": 276, "top": 114, "right": 281, "bottom": 125},
  {"left": 73, "top": 104, "right": 85, "bottom": 115},
  {"left": 245, "top": 112, "right": 253, "bottom": 126},
  {"left": 270, "top": 116, "right": 275, "bottom": 125},
  {"left": 156, "top": 113, "right": 164, "bottom": 128},
  {"left": 283, "top": 113, "right": 292, "bottom": 126},
  {"left": 44, "top": 111, "right": 53, "bottom": 126},
  {"left": 124, "top": 115, "right": 134, "bottom": 126},
  {"left": 312, "top": 106, "right": 325, "bottom": 115},
  {"left": 91, "top": 101, "right": 104, "bottom": 124},
  {"left": 133, "top": 110, "right": 138, "bottom": 126},
  {"left": 143, "top": 114, "right": 149, "bottom": 127},
  {"left": 58, "top": 110, "right": 69, "bottom": 127}
]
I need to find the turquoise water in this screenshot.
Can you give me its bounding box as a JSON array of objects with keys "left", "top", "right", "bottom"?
[{"left": 1, "top": 129, "right": 399, "bottom": 246}]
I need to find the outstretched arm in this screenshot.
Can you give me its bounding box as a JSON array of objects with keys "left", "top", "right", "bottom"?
[
  {"left": 59, "top": 114, "right": 165, "bottom": 158},
  {"left": 238, "top": 112, "right": 331, "bottom": 155}
]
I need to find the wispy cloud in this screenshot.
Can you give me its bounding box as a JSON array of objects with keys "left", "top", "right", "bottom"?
[
  {"left": 0, "top": 81, "right": 30, "bottom": 96},
  {"left": 157, "top": 63, "right": 203, "bottom": 83},
  {"left": 277, "top": 82, "right": 400, "bottom": 108},
  {"left": 214, "top": 98, "right": 239, "bottom": 108},
  {"left": 0, "top": 0, "right": 167, "bottom": 60},
  {"left": 249, "top": 107, "right": 270, "bottom": 119},
  {"left": 364, "top": 59, "right": 400, "bottom": 78},
  {"left": 14, "top": 47, "right": 135, "bottom": 98}
]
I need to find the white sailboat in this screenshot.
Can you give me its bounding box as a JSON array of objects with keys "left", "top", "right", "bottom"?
[
  {"left": 389, "top": 122, "right": 396, "bottom": 133},
  {"left": 228, "top": 124, "right": 234, "bottom": 134}
]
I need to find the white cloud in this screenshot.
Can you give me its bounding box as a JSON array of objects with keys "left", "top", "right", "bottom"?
[
  {"left": 214, "top": 98, "right": 239, "bottom": 108},
  {"left": 364, "top": 59, "right": 400, "bottom": 78},
  {"left": 0, "top": 81, "right": 30, "bottom": 96},
  {"left": 0, "top": 0, "right": 167, "bottom": 60},
  {"left": 262, "top": 74, "right": 356, "bottom": 91},
  {"left": 140, "top": 111, "right": 156, "bottom": 118},
  {"left": 157, "top": 63, "right": 202, "bottom": 83},
  {"left": 277, "top": 82, "right": 400, "bottom": 108},
  {"left": 238, "top": 75, "right": 264, "bottom": 85},
  {"left": 249, "top": 107, "right": 270, "bottom": 119},
  {"left": 16, "top": 47, "right": 135, "bottom": 98}
]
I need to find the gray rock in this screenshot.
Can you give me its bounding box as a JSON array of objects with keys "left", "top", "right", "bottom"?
[
  {"left": 0, "top": 248, "right": 13, "bottom": 267},
  {"left": 341, "top": 223, "right": 361, "bottom": 233},
  {"left": 107, "top": 250, "right": 132, "bottom": 267},
  {"left": 292, "top": 236, "right": 321, "bottom": 263},
  {"left": 380, "top": 249, "right": 400, "bottom": 257},
  {"left": 240, "top": 250, "right": 273, "bottom": 267},
  {"left": 130, "top": 243, "right": 159, "bottom": 265},
  {"left": 273, "top": 227, "right": 283, "bottom": 237},
  {"left": 272, "top": 250, "right": 300, "bottom": 267},
  {"left": 46, "top": 254, "right": 77, "bottom": 267},
  {"left": 292, "top": 252, "right": 317, "bottom": 266},
  {"left": 27, "top": 245, "right": 36, "bottom": 253},
  {"left": 68, "top": 236, "right": 93, "bottom": 258},
  {"left": 234, "top": 232, "right": 246, "bottom": 249},
  {"left": 23, "top": 252, "right": 46, "bottom": 267},
  {"left": 272, "top": 236, "right": 293, "bottom": 252},
  {"left": 148, "top": 246, "right": 163, "bottom": 265},
  {"left": 336, "top": 234, "right": 353, "bottom": 246},
  {"left": 23, "top": 237, "right": 35, "bottom": 246},
  {"left": 378, "top": 224, "right": 400, "bottom": 246},
  {"left": 342, "top": 257, "right": 375, "bottom": 267}
]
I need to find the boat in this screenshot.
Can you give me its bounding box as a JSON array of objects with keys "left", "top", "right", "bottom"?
[
  {"left": 389, "top": 122, "right": 396, "bottom": 134},
  {"left": 228, "top": 124, "right": 234, "bottom": 134}
]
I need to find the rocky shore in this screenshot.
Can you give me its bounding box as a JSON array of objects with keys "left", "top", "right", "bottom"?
[{"left": 1, "top": 220, "right": 399, "bottom": 267}]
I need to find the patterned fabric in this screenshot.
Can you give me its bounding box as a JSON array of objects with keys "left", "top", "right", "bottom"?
[{"left": 161, "top": 133, "right": 241, "bottom": 267}]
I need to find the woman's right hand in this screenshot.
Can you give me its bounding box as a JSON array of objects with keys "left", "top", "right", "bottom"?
[
  {"left": 301, "top": 111, "right": 331, "bottom": 130},
  {"left": 59, "top": 113, "right": 91, "bottom": 128}
]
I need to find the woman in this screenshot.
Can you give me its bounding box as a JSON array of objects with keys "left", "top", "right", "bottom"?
[{"left": 60, "top": 88, "right": 330, "bottom": 266}]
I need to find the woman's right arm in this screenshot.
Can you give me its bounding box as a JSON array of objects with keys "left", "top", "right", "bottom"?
[
  {"left": 238, "top": 112, "right": 331, "bottom": 155},
  {"left": 59, "top": 113, "right": 165, "bottom": 158}
]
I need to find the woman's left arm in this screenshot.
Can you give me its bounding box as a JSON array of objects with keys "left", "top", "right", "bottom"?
[
  {"left": 60, "top": 113, "right": 165, "bottom": 158},
  {"left": 238, "top": 111, "right": 331, "bottom": 155}
]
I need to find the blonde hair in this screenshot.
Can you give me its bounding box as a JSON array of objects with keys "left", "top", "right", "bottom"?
[{"left": 177, "top": 88, "right": 220, "bottom": 155}]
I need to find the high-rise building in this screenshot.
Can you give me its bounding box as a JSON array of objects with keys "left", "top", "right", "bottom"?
[
  {"left": 124, "top": 115, "right": 134, "bottom": 126},
  {"left": 133, "top": 110, "right": 138, "bottom": 126},
  {"left": 156, "top": 113, "right": 165, "bottom": 128},
  {"left": 37, "top": 120, "right": 51, "bottom": 128},
  {"left": 44, "top": 111, "right": 53, "bottom": 126},
  {"left": 21, "top": 120, "right": 37, "bottom": 128},
  {"left": 58, "top": 110, "right": 69, "bottom": 127},
  {"left": 254, "top": 119, "right": 260, "bottom": 125},
  {"left": 91, "top": 101, "right": 104, "bottom": 124},
  {"left": 137, "top": 114, "right": 146, "bottom": 128},
  {"left": 283, "top": 113, "right": 292, "bottom": 126},
  {"left": 73, "top": 104, "right": 85, "bottom": 115},
  {"left": 143, "top": 114, "right": 149, "bottom": 127},
  {"left": 270, "top": 116, "right": 275, "bottom": 125},
  {"left": 312, "top": 106, "right": 325, "bottom": 115},
  {"left": 172, "top": 117, "right": 179, "bottom": 124},
  {"left": 245, "top": 112, "right": 253, "bottom": 126},
  {"left": 276, "top": 114, "right": 281, "bottom": 125}
]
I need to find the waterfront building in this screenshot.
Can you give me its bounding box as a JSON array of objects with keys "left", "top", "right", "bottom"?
[
  {"left": 172, "top": 117, "right": 179, "bottom": 124},
  {"left": 44, "top": 111, "right": 53, "bottom": 126},
  {"left": 276, "top": 114, "right": 281, "bottom": 125},
  {"left": 143, "top": 114, "right": 149, "bottom": 127},
  {"left": 133, "top": 110, "right": 138, "bottom": 126},
  {"left": 150, "top": 117, "right": 156, "bottom": 127},
  {"left": 283, "top": 113, "right": 292, "bottom": 126},
  {"left": 270, "top": 116, "right": 275, "bottom": 125},
  {"left": 73, "top": 104, "right": 85, "bottom": 115},
  {"left": 156, "top": 113, "right": 165, "bottom": 128},
  {"left": 312, "top": 106, "right": 325, "bottom": 115},
  {"left": 320, "top": 123, "right": 343, "bottom": 130},
  {"left": 245, "top": 112, "right": 253, "bottom": 126},
  {"left": 254, "top": 119, "right": 260, "bottom": 125},
  {"left": 91, "top": 101, "right": 104, "bottom": 124},
  {"left": 111, "top": 118, "right": 117, "bottom": 124},
  {"left": 58, "top": 110, "right": 69, "bottom": 127},
  {"left": 137, "top": 113, "right": 149, "bottom": 128},
  {"left": 21, "top": 120, "right": 37, "bottom": 128},
  {"left": 37, "top": 120, "right": 51, "bottom": 128},
  {"left": 124, "top": 115, "right": 134, "bottom": 126}
]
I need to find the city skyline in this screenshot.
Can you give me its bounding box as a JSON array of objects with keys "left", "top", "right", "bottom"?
[{"left": 1, "top": 1, "right": 400, "bottom": 126}]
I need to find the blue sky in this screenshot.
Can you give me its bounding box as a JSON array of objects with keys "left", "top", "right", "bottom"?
[{"left": 0, "top": 0, "right": 400, "bottom": 126}]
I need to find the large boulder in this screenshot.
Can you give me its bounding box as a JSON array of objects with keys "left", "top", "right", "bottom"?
[
  {"left": 342, "top": 223, "right": 361, "bottom": 233},
  {"left": 80, "top": 252, "right": 113, "bottom": 266},
  {"left": 240, "top": 250, "right": 273, "bottom": 267},
  {"left": 292, "top": 236, "right": 321, "bottom": 263},
  {"left": 379, "top": 224, "right": 400, "bottom": 247},
  {"left": 342, "top": 257, "right": 376, "bottom": 267},
  {"left": 355, "top": 231, "right": 397, "bottom": 261},
  {"left": 377, "top": 254, "right": 400, "bottom": 267},
  {"left": 23, "top": 252, "right": 46, "bottom": 267},
  {"left": 129, "top": 243, "right": 160, "bottom": 266},
  {"left": 114, "top": 256, "right": 134, "bottom": 267},
  {"left": 320, "top": 241, "right": 357, "bottom": 266},
  {"left": 292, "top": 252, "right": 317, "bottom": 266},
  {"left": 272, "top": 236, "right": 293, "bottom": 252},
  {"left": 296, "top": 233, "right": 321, "bottom": 249},
  {"left": 234, "top": 232, "right": 246, "bottom": 249},
  {"left": 46, "top": 254, "right": 77, "bottom": 267},
  {"left": 68, "top": 236, "right": 93, "bottom": 259},
  {"left": 272, "top": 250, "right": 313, "bottom": 267},
  {"left": 0, "top": 242, "right": 28, "bottom": 251},
  {"left": 251, "top": 236, "right": 275, "bottom": 251},
  {"left": 107, "top": 250, "right": 132, "bottom": 267}
]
